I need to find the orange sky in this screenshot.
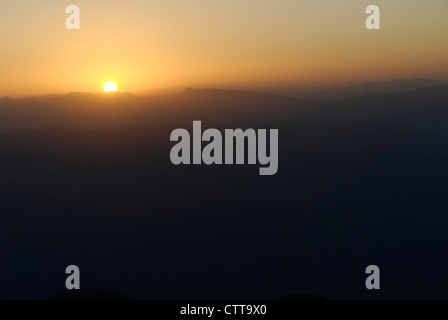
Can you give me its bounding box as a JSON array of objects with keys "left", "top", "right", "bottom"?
[{"left": 0, "top": 0, "right": 447, "bottom": 97}]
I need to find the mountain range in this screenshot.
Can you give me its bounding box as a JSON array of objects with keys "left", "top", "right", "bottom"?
[{"left": 0, "top": 79, "right": 446, "bottom": 134}]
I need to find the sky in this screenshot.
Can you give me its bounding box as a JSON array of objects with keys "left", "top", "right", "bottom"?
[{"left": 0, "top": 0, "right": 447, "bottom": 97}]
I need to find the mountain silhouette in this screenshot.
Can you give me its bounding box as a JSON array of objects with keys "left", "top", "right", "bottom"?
[
  {"left": 177, "top": 87, "right": 301, "bottom": 105},
  {"left": 314, "top": 78, "right": 447, "bottom": 99},
  {"left": 299, "top": 85, "right": 448, "bottom": 134},
  {"left": 0, "top": 88, "right": 320, "bottom": 132},
  {"left": 0, "top": 91, "right": 163, "bottom": 133},
  {"left": 1, "top": 81, "right": 445, "bottom": 133}
]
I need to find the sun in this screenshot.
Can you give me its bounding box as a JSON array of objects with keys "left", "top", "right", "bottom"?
[{"left": 103, "top": 81, "right": 117, "bottom": 92}]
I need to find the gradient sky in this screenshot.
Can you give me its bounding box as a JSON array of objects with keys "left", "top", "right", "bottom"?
[{"left": 0, "top": 0, "right": 447, "bottom": 97}]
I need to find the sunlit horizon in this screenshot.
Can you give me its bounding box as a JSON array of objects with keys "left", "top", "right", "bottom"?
[{"left": 0, "top": 0, "right": 447, "bottom": 97}]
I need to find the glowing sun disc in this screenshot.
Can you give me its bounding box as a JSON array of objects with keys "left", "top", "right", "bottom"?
[{"left": 104, "top": 81, "right": 117, "bottom": 92}]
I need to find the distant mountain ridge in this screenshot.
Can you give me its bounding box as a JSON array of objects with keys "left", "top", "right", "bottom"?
[
  {"left": 178, "top": 87, "right": 299, "bottom": 101},
  {"left": 0, "top": 91, "right": 157, "bottom": 133},
  {"left": 0, "top": 81, "right": 446, "bottom": 134},
  {"left": 0, "top": 88, "right": 317, "bottom": 132},
  {"left": 299, "top": 85, "right": 448, "bottom": 134},
  {"left": 314, "top": 78, "right": 447, "bottom": 99}
]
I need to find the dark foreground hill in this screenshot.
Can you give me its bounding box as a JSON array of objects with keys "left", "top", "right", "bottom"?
[
  {"left": 0, "top": 120, "right": 447, "bottom": 299},
  {"left": 0, "top": 84, "right": 447, "bottom": 299}
]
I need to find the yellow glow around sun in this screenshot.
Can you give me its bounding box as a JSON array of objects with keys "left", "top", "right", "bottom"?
[{"left": 104, "top": 81, "right": 117, "bottom": 92}]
